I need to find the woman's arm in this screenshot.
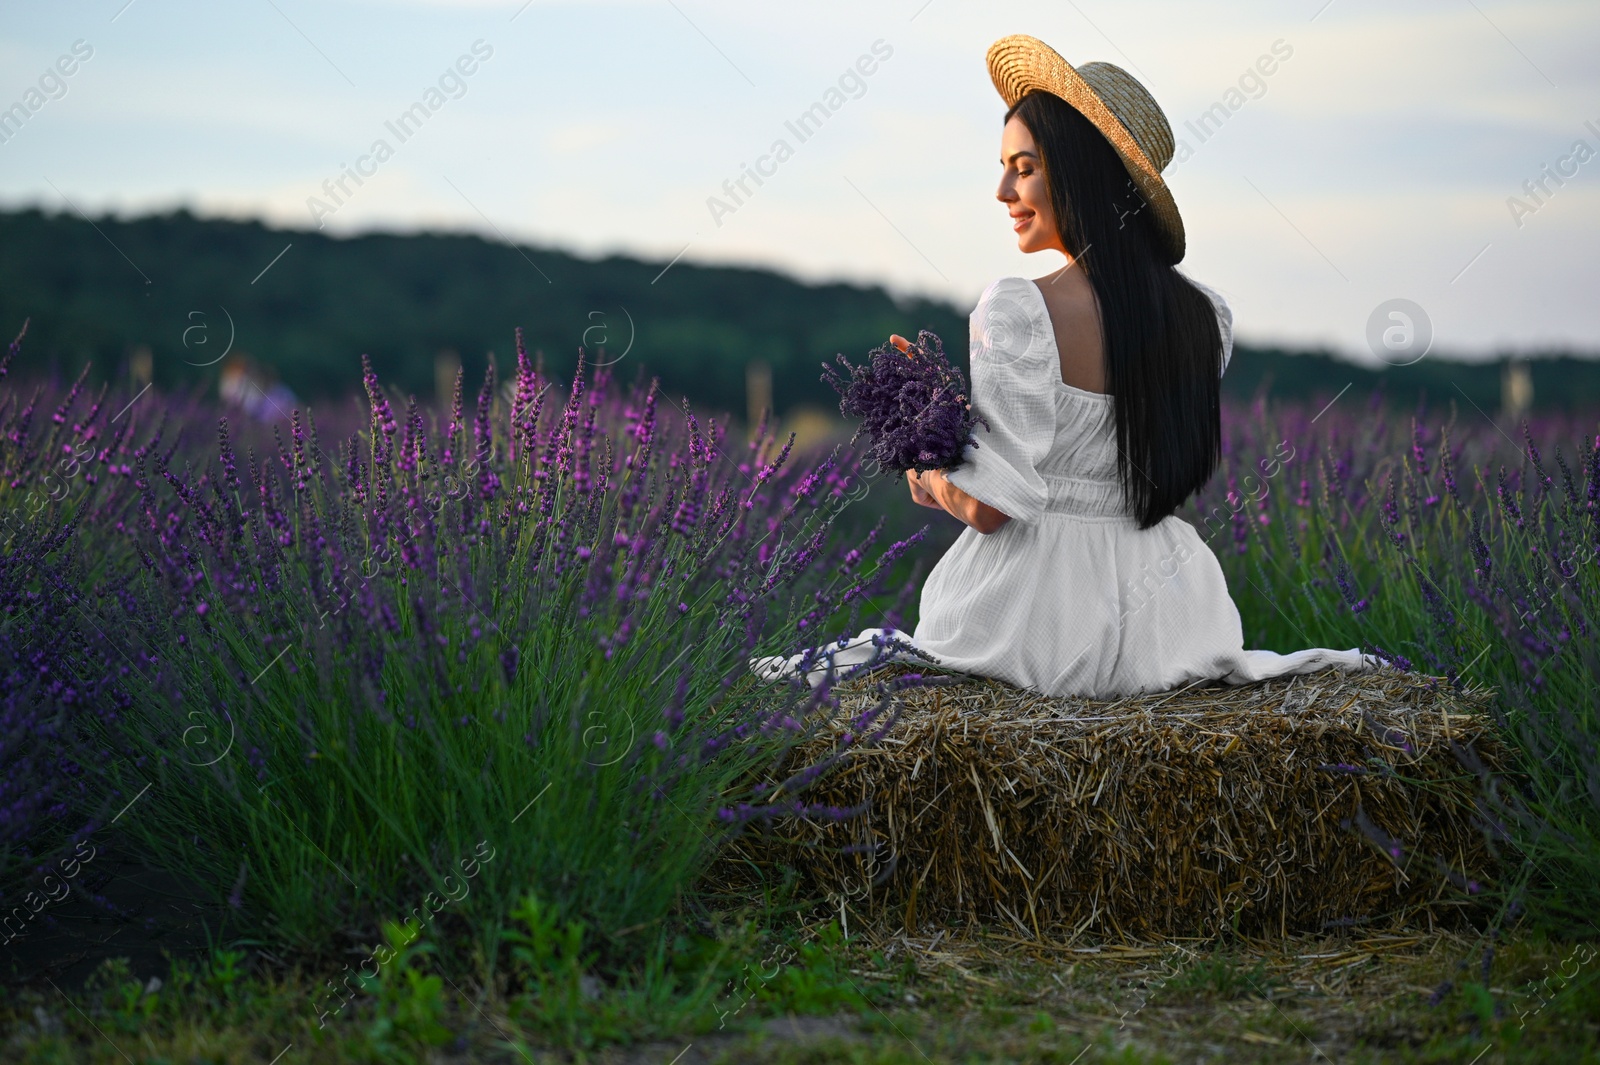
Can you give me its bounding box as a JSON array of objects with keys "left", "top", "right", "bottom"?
[{"left": 909, "top": 468, "right": 1012, "bottom": 534}]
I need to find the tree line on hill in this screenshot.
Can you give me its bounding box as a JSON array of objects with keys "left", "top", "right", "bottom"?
[{"left": 1, "top": 206, "right": 1595, "bottom": 421}]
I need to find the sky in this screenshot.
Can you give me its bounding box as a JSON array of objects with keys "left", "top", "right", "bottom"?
[{"left": 1, "top": 0, "right": 1597, "bottom": 366}]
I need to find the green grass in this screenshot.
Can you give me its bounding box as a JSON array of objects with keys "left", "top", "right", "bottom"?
[{"left": 5, "top": 920, "right": 1597, "bottom": 1063}]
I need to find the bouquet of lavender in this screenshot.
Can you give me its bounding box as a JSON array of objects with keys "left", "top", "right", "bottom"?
[{"left": 821, "top": 329, "right": 988, "bottom": 479}]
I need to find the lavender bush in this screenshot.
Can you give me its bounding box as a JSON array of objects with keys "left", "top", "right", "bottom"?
[
  {"left": 65, "top": 335, "right": 931, "bottom": 967},
  {"left": 822, "top": 329, "right": 988, "bottom": 478},
  {"left": 0, "top": 514, "right": 119, "bottom": 927},
  {"left": 1180, "top": 390, "right": 1599, "bottom": 937},
  {"left": 0, "top": 324, "right": 139, "bottom": 927}
]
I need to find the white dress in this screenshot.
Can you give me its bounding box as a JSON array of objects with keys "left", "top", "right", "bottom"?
[{"left": 751, "top": 275, "right": 1379, "bottom": 699}]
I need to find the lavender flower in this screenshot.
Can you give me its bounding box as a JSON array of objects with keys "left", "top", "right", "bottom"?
[
  {"left": 0, "top": 317, "right": 26, "bottom": 380},
  {"left": 822, "top": 329, "right": 989, "bottom": 478}
]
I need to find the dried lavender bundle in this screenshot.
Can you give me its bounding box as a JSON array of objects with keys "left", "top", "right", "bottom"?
[{"left": 821, "top": 329, "right": 988, "bottom": 479}]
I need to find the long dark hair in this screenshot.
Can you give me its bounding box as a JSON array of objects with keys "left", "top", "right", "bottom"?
[{"left": 1007, "top": 91, "right": 1223, "bottom": 530}]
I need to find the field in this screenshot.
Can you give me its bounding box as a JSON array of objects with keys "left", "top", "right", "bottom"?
[{"left": 2, "top": 326, "right": 1597, "bottom": 1063}]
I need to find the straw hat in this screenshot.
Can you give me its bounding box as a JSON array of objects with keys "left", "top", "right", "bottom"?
[{"left": 986, "top": 34, "right": 1186, "bottom": 263}]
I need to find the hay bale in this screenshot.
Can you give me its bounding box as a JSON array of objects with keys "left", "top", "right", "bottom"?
[{"left": 722, "top": 665, "right": 1512, "bottom": 940}]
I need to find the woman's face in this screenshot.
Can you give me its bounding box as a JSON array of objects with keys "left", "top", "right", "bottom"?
[{"left": 996, "top": 114, "right": 1065, "bottom": 255}]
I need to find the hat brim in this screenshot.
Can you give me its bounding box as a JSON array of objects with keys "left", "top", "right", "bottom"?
[{"left": 987, "top": 35, "right": 1185, "bottom": 263}]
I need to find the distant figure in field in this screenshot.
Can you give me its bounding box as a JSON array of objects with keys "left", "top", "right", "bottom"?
[{"left": 220, "top": 353, "right": 297, "bottom": 422}]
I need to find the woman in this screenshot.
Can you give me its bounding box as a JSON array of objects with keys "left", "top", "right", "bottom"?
[{"left": 753, "top": 35, "right": 1376, "bottom": 698}]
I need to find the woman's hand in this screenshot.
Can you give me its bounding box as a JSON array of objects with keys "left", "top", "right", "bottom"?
[
  {"left": 910, "top": 467, "right": 1012, "bottom": 533},
  {"left": 906, "top": 468, "right": 941, "bottom": 509}
]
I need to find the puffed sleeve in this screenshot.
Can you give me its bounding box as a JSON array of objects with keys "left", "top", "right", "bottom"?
[
  {"left": 940, "top": 277, "right": 1057, "bottom": 525},
  {"left": 1186, "top": 277, "right": 1235, "bottom": 376}
]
